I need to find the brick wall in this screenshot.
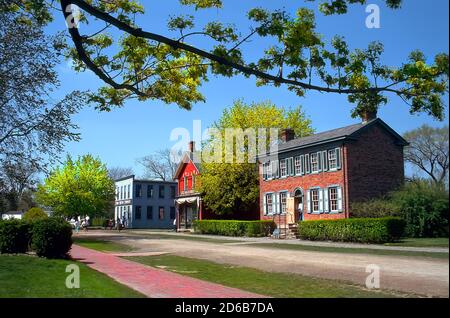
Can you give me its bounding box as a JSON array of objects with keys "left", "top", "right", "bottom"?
[
  {"left": 259, "top": 168, "right": 346, "bottom": 225},
  {"left": 345, "top": 124, "right": 405, "bottom": 211}
]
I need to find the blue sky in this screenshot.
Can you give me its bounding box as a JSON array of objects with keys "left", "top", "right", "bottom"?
[{"left": 49, "top": 0, "right": 449, "bottom": 177}]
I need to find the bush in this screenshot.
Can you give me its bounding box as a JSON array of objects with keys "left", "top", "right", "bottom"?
[
  {"left": 31, "top": 218, "right": 72, "bottom": 258},
  {"left": 91, "top": 217, "right": 107, "bottom": 227},
  {"left": 298, "top": 217, "right": 405, "bottom": 244},
  {"left": 350, "top": 199, "right": 400, "bottom": 218},
  {"left": 193, "top": 220, "right": 276, "bottom": 237},
  {"left": 0, "top": 219, "right": 32, "bottom": 254},
  {"left": 23, "top": 207, "right": 48, "bottom": 221},
  {"left": 391, "top": 181, "right": 449, "bottom": 238}
]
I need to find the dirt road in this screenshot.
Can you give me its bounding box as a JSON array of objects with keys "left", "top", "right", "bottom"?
[{"left": 78, "top": 231, "right": 449, "bottom": 297}]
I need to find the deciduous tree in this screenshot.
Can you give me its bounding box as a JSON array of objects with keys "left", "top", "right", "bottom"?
[
  {"left": 404, "top": 125, "right": 449, "bottom": 185},
  {"left": 1, "top": 1, "right": 447, "bottom": 119},
  {"left": 138, "top": 149, "right": 180, "bottom": 181},
  {"left": 200, "top": 100, "right": 314, "bottom": 215},
  {"left": 0, "top": 10, "right": 86, "bottom": 171},
  {"left": 36, "top": 155, "right": 115, "bottom": 217}
]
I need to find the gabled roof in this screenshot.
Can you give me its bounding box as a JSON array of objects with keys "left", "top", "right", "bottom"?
[
  {"left": 259, "top": 118, "right": 408, "bottom": 158},
  {"left": 173, "top": 151, "right": 202, "bottom": 180}
]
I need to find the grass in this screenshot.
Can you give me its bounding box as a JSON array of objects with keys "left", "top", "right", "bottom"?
[
  {"left": 0, "top": 255, "right": 144, "bottom": 298},
  {"left": 243, "top": 243, "right": 449, "bottom": 259},
  {"left": 73, "top": 237, "right": 133, "bottom": 253},
  {"left": 384, "top": 238, "right": 449, "bottom": 248},
  {"left": 125, "top": 254, "right": 407, "bottom": 298}
]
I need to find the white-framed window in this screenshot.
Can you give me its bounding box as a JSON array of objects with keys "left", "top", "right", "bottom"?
[
  {"left": 266, "top": 161, "right": 272, "bottom": 179},
  {"left": 311, "top": 189, "right": 320, "bottom": 213},
  {"left": 280, "top": 192, "right": 288, "bottom": 213},
  {"left": 329, "top": 187, "right": 338, "bottom": 211},
  {"left": 265, "top": 193, "right": 274, "bottom": 214},
  {"left": 280, "top": 159, "right": 287, "bottom": 177},
  {"left": 294, "top": 156, "right": 302, "bottom": 175},
  {"left": 328, "top": 149, "right": 337, "bottom": 170},
  {"left": 305, "top": 154, "right": 310, "bottom": 173},
  {"left": 310, "top": 153, "right": 319, "bottom": 173}
]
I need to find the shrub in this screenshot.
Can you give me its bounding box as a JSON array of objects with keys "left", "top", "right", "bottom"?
[
  {"left": 91, "top": 217, "right": 107, "bottom": 227},
  {"left": 350, "top": 199, "right": 400, "bottom": 218},
  {"left": 298, "top": 217, "right": 405, "bottom": 243},
  {"left": 193, "top": 220, "right": 276, "bottom": 237},
  {"left": 23, "top": 207, "right": 48, "bottom": 222},
  {"left": 0, "top": 219, "right": 32, "bottom": 254},
  {"left": 31, "top": 217, "right": 72, "bottom": 258},
  {"left": 391, "top": 181, "right": 449, "bottom": 237}
]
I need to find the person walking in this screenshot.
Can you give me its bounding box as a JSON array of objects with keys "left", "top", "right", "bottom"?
[
  {"left": 173, "top": 218, "right": 177, "bottom": 232},
  {"left": 75, "top": 218, "right": 80, "bottom": 234},
  {"left": 116, "top": 217, "right": 122, "bottom": 231}
]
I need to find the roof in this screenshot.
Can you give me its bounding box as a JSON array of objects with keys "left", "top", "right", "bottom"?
[
  {"left": 173, "top": 151, "right": 202, "bottom": 180},
  {"left": 259, "top": 118, "right": 408, "bottom": 158},
  {"left": 114, "top": 175, "right": 176, "bottom": 184}
]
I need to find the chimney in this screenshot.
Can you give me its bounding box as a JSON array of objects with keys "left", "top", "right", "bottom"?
[
  {"left": 188, "top": 141, "right": 195, "bottom": 153},
  {"left": 280, "top": 128, "right": 295, "bottom": 143},
  {"left": 361, "top": 110, "right": 377, "bottom": 124}
]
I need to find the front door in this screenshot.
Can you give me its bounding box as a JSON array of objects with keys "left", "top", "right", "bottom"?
[{"left": 294, "top": 189, "right": 304, "bottom": 222}]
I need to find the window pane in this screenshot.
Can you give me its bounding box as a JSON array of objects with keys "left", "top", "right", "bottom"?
[
  {"left": 294, "top": 156, "right": 301, "bottom": 175},
  {"left": 135, "top": 206, "right": 141, "bottom": 220},
  {"left": 280, "top": 192, "right": 287, "bottom": 213},
  {"left": 146, "top": 206, "right": 153, "bottom": 219},
  {"left": 311, "top": 189, "right": 319, "bottom": 212}
]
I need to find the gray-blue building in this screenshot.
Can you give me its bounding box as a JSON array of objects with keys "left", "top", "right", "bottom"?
[{"left": 114, "top": 175, "right": 177, "bottom": 229}]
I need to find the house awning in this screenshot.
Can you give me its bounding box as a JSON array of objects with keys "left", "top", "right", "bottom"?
[{"left": 175, "top": 196, "right": 200, "bottom": 205}]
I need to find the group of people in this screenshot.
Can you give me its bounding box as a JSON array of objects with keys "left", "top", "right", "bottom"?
[
  {"left": 103, "top": 216, "right": 128, "bottom": 231},
  {"left": 71, "top": 215, "right": 90, "bottom": 234}
]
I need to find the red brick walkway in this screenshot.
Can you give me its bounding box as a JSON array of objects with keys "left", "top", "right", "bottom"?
[{"left": 70, "top": 245, "right": 266, "bottom": 298}]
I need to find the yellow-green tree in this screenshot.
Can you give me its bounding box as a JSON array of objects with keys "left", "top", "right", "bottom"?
[
  {"left": 36, "top": 155, "right": 115, "bottom": 218},
  {"left": 199, "top": 100, "right": 314, "bottom": 215},
  {"left": 23, "top": 207, "right": 48, "bottom": 221}
]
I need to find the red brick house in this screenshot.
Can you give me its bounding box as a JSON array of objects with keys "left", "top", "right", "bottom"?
[{"left": 258, "top": 117, "right": 408, "bottom": 227}]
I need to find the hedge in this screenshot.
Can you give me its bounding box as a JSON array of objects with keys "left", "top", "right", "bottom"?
[
  {"left": 0, "top": 219, "right": 31, "bottom": 254},
  {"left": 298, "top": 217, "right": 405, "bottom": 243},
  {"left": 31, "top": 218, "right": 73, "bottom": 258},
  {"left": 193, "top": 220, "right": 276, "bottom": 237}
]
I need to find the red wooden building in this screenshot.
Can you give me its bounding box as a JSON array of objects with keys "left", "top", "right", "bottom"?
[
  {"left": 173, "top": 141, "right": 260, "bottom": 231},
  {"left": 173, "top": 141, "right": 202, "bottom": 231}
]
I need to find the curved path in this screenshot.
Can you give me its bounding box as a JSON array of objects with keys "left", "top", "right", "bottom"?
[{"left": 71, "top": 245, "right": 265, "bottom": 298}]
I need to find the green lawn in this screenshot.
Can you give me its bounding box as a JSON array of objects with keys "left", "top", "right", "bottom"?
[
  {"left": 384, "top": 238, "right": 449, "bottom": 248},
  {"left": 73, "top": 237, "right": 134, "bottom": 252},
  {"left": 244, "top": 243, "right": 449, "bottom": 259},
  {"left": 0, "top": 255, "right": 144, "bottom": 298},
  {"left": 125, "top": 254, "right": 407, "bottom": 298}
]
